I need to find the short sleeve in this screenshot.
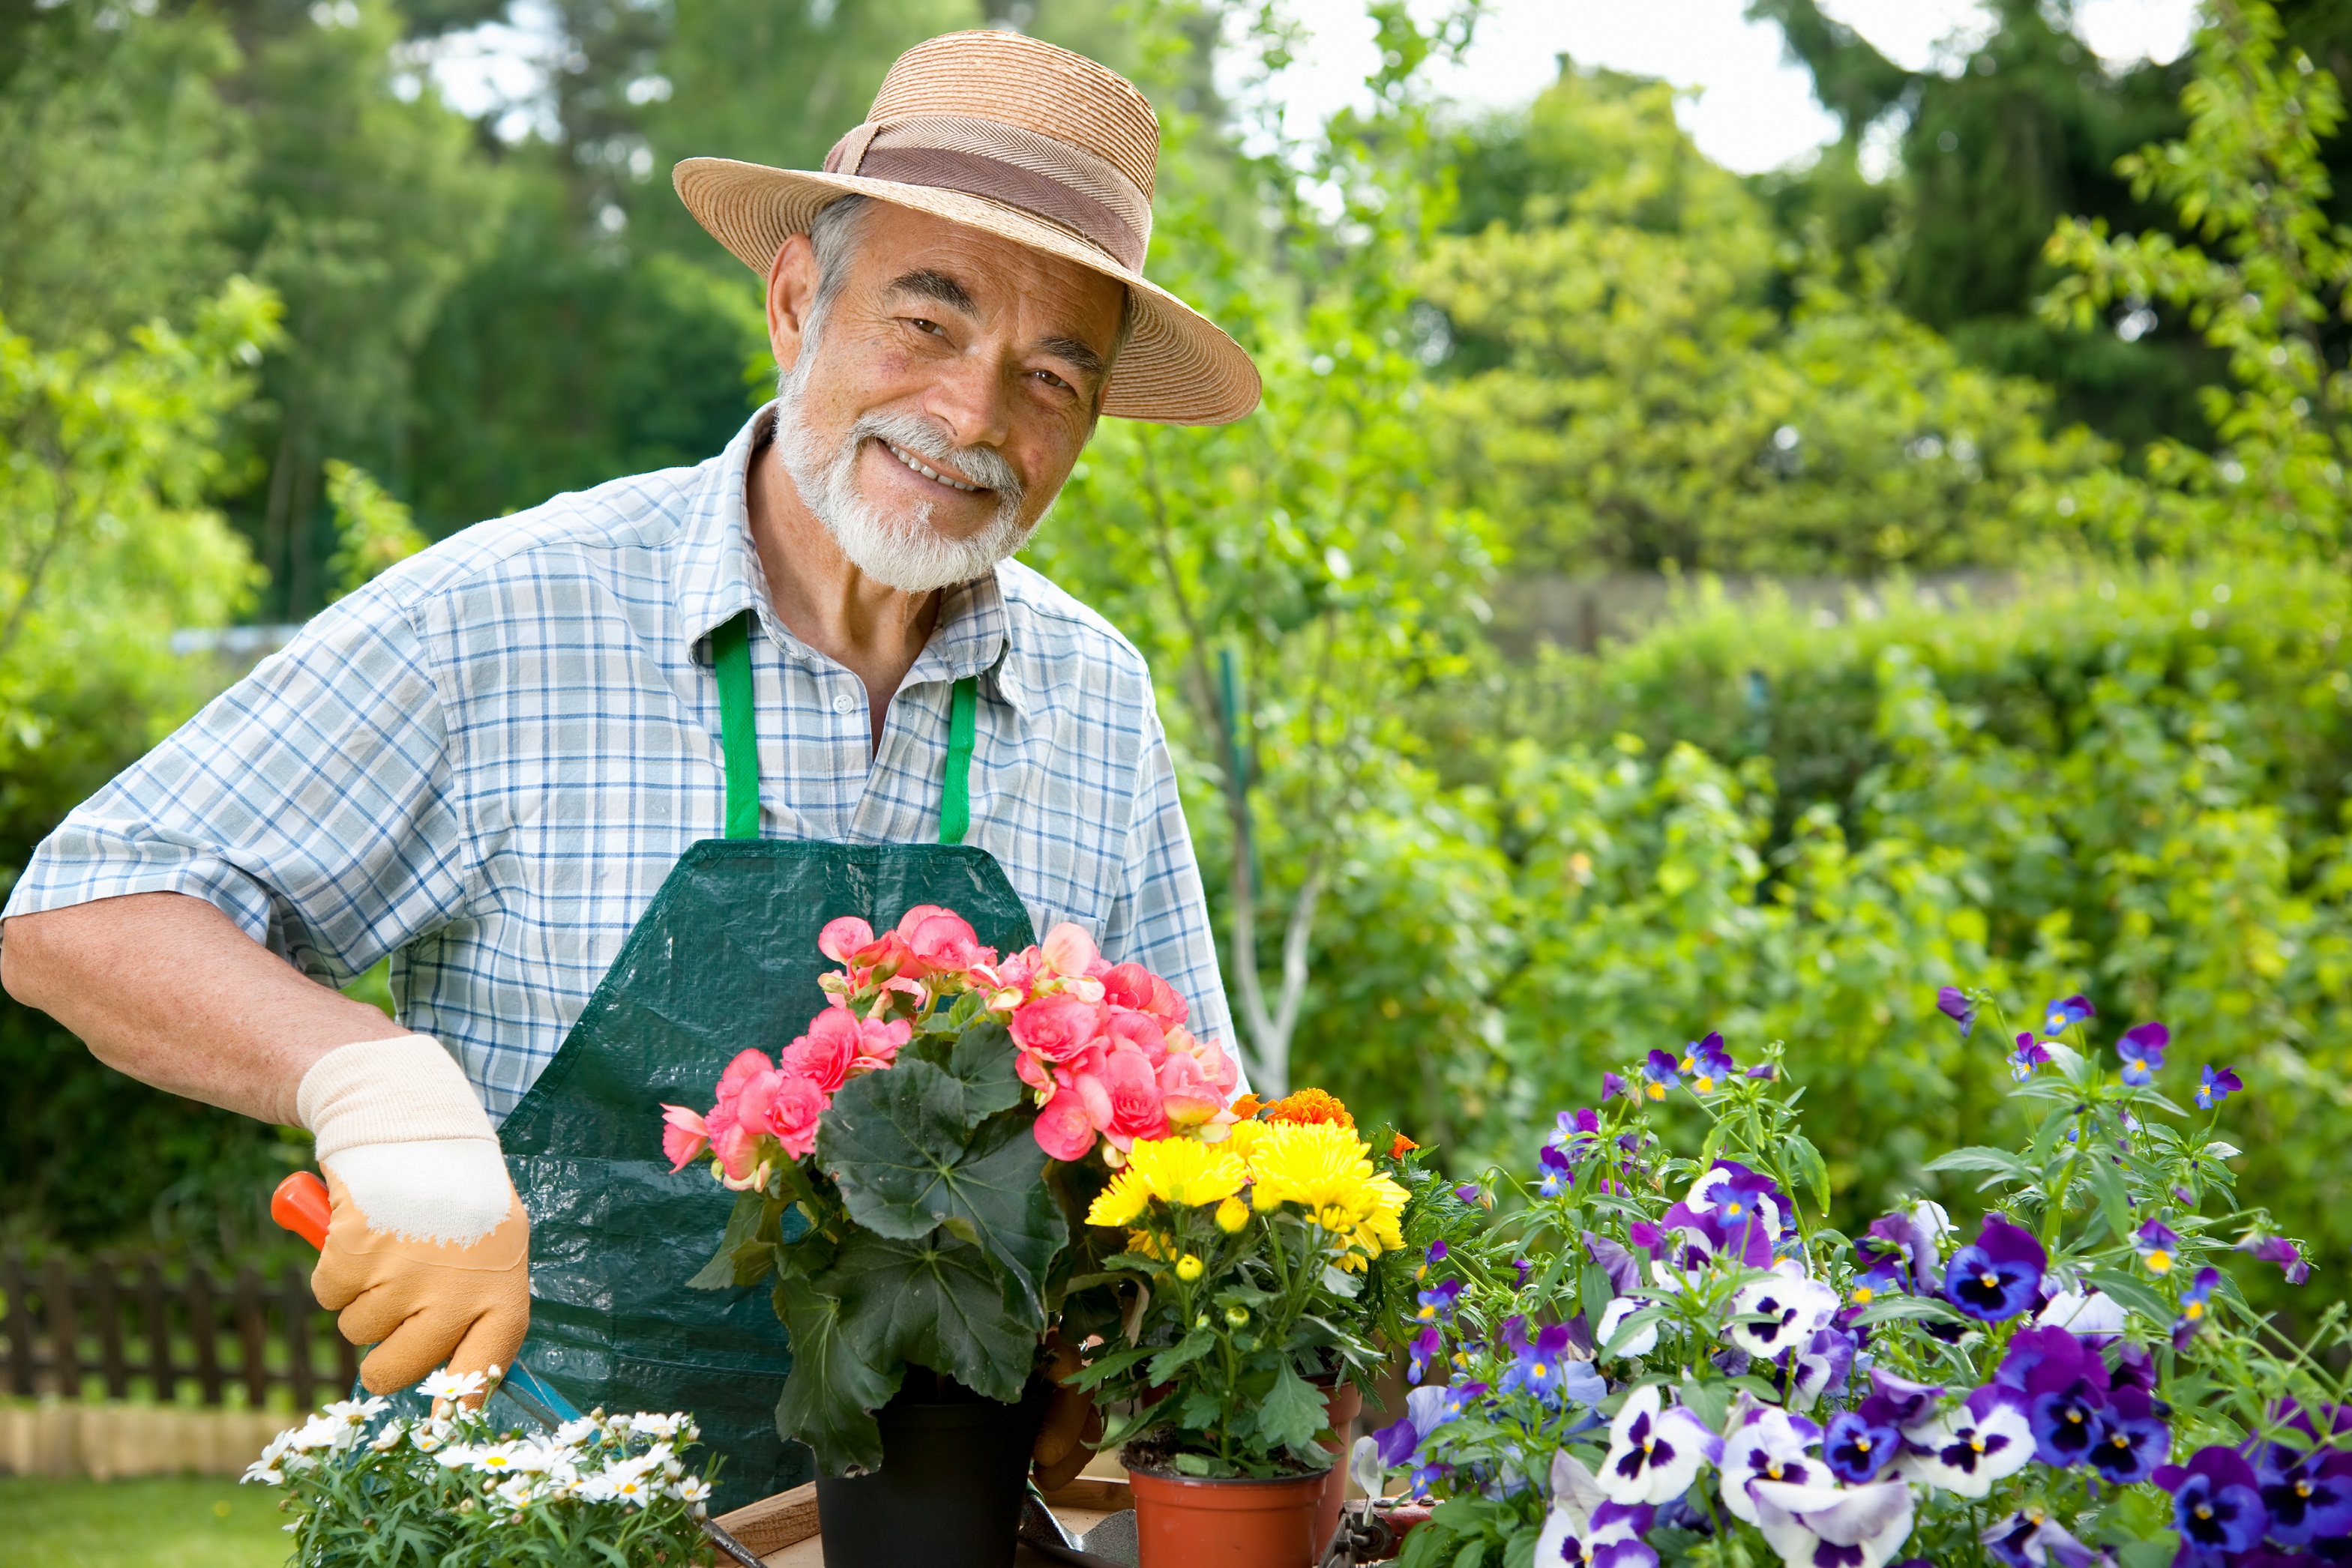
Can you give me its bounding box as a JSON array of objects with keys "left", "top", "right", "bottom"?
[{"left": 1, "top": 580, "right": 474, "bottom": 986}]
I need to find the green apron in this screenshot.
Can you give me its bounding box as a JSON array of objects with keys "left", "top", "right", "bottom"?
[{"left": 496, "top": 610, "right": 1038, "bottom": 1510}]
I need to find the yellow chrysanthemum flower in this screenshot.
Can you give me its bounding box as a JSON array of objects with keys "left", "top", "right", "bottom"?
[
  {"left": 1214, "top": 1196, "right": 1250, "bottom": 1233},
  {"left": 1123, "top": 1136, "right": 1248, "bottom": 1208},
  {"left": 1086, "top": 1169, "right": 1152, "bottom": 1228},
  {"left": 1224, "top": 1118, "right": 1267, "bottom": 1160},
  {"left": 1244, "top": 1122, "right": 1411, "bottom": 1265}
]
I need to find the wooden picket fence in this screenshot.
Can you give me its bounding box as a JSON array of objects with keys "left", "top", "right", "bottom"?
[{"left": 1, "top": 1248, "right": 355, "bottom": 1409}]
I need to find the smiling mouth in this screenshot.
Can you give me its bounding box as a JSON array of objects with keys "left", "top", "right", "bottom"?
[{"left": 881, "top": 440, "right": 987, "bottom": 494}]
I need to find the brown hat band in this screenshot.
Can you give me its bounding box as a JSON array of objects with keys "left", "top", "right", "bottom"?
[{"left": 823, "top": 113, "right": 1152, "bottom": 273}]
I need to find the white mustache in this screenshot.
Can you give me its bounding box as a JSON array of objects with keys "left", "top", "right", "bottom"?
[{"left": 855, "top": 410, "right": 1023, "bottom": 504}]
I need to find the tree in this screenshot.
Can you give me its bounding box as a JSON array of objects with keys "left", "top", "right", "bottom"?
[
  {"left": 1419, "top": 63, "right": 2111, "bottom": 574},
  {"left": 2045, "top": 0, "right": 2352, "bottom": 556}
]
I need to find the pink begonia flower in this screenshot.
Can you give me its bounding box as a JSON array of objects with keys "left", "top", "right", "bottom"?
[
  {"left": 1156, "top": 1052, "right": 1221, "bottom": 1128},
  {"left": 736, "top": 1068, "right": 828, "bottom": 1161},
  {"left": 660, "top": 1105, "right": 709, "bottom": 1172},
  {"left": 1040, "top": 922, "right": 1100, "bottom": 977},
  {"left": 1192, "top": 1037, "right": 1241, "bottom": 1097},
  {"left": 782, "top": 1013, "right": 858, "bottom": 1093},
  {"left": 1010, "top": 994, "right": 1106, "bottom": 1061},
  {"left": 905, "top": 911, "right": 988, "bottom": 974},
  {"left": 1015, "top": 1049, "right": 1053, "bottom": 1094},
  {"left": 715, "top": 1048, "right": 775, "bottom": 1106},
  {"left": 1032, "top": 1089, "right": 1098, "bottom": 1162},
  {"left": 709, "top": 1110, "right": 760, "bottom": 1180},
  {"left": 1099, "top": 1044, "right": 1171, "bottom": 1149},
  {"left": 817, "top": 917, "right": 875, "bottom": 964},
  {"left": 1102, "top": 963, "right": 1188, "bottom": 1027},
  {"left": 1106, "top": 1010, "right": 1169, "bottom": 1064}
]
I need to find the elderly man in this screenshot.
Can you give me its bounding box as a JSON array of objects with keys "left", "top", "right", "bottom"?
[{"left": 0, "top": 30, "right": 1254, "bottom": 1504}]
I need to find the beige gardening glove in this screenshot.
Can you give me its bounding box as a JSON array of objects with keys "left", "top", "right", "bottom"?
[{"left": 298, "top": 1036, "right": 530, "bottom": 1399}]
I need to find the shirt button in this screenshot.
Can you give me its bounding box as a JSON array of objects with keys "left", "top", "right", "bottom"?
[{"left": 831, "top": 694, "right": 853, "bottom": 715}]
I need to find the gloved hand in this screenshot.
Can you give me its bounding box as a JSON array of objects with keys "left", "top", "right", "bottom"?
[{"left": 297, "top": 1035, "right": 530, "bottom": 1399}]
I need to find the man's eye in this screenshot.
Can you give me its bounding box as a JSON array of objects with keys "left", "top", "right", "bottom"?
[
  {"left": 1033, "top": 369, "right": 1074, "bottom": 392},
  {"left": 909, "top": 318, "right": 945, "bottom": 337}
]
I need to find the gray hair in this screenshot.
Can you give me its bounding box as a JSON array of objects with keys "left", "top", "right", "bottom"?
[{"left": 791, "top": 193, "right": 1137, "bottom": 411}]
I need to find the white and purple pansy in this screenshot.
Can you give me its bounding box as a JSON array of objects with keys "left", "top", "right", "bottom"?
[
  {"left": 1895, "top": 1386, "right": 2036, "bottom": 1498},
  {"left": 1981, "top": 1506, "right": 2104, "bottom": 1567},
  {"left": 1720, "top": 1399, "right": 1827, "bottom": 1524},
  {"left": 1729, "top": 1270, "right": 1841, "bottom": 1360},
  {"left": 1598, "top": 1384, "right": 1722, "bottom": 1505},
  {"left": 1748, "top": 1477, "right": 1917, "bottom": 1568},
  {"left": 1535, "top": 1450, "right": 1659, "bottom": 1568}
]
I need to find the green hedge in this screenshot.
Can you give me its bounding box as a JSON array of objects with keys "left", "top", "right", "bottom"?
[{"left": 1295, "top": 559, "right": 2352, "bottom": 1306}]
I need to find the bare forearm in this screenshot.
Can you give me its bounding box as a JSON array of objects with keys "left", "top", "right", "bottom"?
[{"left": 0, "top": 892, "right": 409, "bottom": 1125}]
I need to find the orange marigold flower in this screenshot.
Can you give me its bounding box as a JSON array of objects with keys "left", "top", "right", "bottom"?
[
  {"left": 1263, "top": 1088, "right": 1353, "bottom": 1128},
  {"left": 1389, "top": 1133, "right": 1419, "bottom": 1159},
  {"left": 1228, "top": 1094, "right": 1263, "bottom": 1121}
]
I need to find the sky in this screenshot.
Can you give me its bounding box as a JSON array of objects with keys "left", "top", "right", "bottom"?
[{"left": 1248, "top": 0, "right": 2207, "bottom": 173}]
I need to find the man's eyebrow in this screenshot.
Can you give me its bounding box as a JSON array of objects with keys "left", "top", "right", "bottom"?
[
  {"left": 1039, "top": 334, "right": 1108, "bottom": 385},
  {"left": 885, "top": 269, "right": 976, "bottom": 314}
]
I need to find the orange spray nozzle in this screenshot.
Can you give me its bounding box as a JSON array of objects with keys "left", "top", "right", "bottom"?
[{"left": 272, "top": 1171, "right": 332, "bottom": 1250}]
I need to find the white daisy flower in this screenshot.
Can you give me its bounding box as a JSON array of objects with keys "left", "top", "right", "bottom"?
[
  {"left": 626, "top": 1413, "right": 682, "bottom": 1441},
  {"left": 369, "top": 1420, "right": 410, "bottom": 1453},
  {"left": 553, "top": 1416, "right": 602, "bottom": 1449},
  {"left": 417, "top": 1368, "right": 488, "bottom": 1402}
]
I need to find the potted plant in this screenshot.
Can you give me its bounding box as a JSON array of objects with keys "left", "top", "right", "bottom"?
[
  {"left": 658, "top": 908, "right": 1243, "bottom": 1567},
  {"left": 241, "top": 1366, "right": 720, "bottom": 1566},
  {"left": 1351, "top": 995, "right": 2345, "bottom": 1568},
  {"left": 1067, "top": 1112, "right": 1407, "bottom": 1567}
]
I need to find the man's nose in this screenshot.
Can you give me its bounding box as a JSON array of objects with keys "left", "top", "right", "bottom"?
[{"left": 920, "top": 346, "right": 1017, "bottom": 456}]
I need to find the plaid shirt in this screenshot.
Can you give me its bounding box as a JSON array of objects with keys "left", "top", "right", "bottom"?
[{"left": 4, "top": 408, "right": 1234, "bottom": 1120}]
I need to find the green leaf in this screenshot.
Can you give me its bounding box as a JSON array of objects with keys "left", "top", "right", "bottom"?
[
  {"left": 1922, "top": 1146, "right": 2033, "bottom": 1183},
  {"left": 1852, "top": 1295, "right": 1967, "bottom": 1328},
  {"left": 822, "top": 1230, "right": 1041, "bottom": 1404},
  {"left": 1147, "top": 1326, "right": 1218, "bottom": 1384},
  {"left": 2117, "top": 1538, "right": 2179, "bottom": 1568},
  {"left": 687, "top": 1189, "right": 766, "bottom": 1290},
  {"left": 2086, "top": 1267, "right": 2174, "bottom": 1327},
  {"left": 1453, "top": 1538, "right": 1487, "bottom": 1568},
  {"left": 1781, "top": 1132, "right": 1831, "bottom": 1215},
  {"left": 1678, "top": 1377, "right": 1728, "bottom": 1434},
  {"left": 1173, "top": 1452, "right": 1217, "bottom": 1476},
  {"left": 819, "top": 1062, "right": 1068, "bottom": 1312},
  {"left": 2087, "top": 1155, "right": 2135, "bottom": 1249},
  {"left": 1257, "top": 1364, "right": 1327, "bottom": 1452},
  {"left": 946, "top": 1021, "right": 1025, "bottom": 1119},
  {"left": 769, "top": 1273, "right": 897, "bottom": 1477}
]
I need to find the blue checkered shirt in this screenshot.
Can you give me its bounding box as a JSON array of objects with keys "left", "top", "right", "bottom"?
[{"left": 4, "top": 407, "right": 1235, "bottom": 1120}]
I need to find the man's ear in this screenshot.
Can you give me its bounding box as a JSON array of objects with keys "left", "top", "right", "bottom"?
[{"left": 766, "top": 234, "right": 823, "bottom": 376}]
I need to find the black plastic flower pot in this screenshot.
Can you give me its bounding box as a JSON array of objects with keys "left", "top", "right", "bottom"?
[{"left": 815, "top": 1373, "right": 1052, "bottom": 1568}]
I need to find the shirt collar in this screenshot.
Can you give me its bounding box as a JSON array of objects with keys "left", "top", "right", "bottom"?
[{"left": 676, "top": 405, "right": 1026, "bottom": 717}]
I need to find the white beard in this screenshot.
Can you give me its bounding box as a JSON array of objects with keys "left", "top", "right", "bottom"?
[{"left": 772, "top": 354, "right": 1043, "bottom": 594}]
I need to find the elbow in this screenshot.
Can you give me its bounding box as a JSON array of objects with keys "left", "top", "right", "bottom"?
[{"left": 0, "top": 909, "right": 66, "bottom": 1013}]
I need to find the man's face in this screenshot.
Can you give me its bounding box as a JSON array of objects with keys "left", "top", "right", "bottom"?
[{"left": 768, "top": 202, "right": 1127, "bottom": 589}]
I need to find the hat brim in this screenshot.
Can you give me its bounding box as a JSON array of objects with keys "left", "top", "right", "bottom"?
[{"left": 673, "top": 157, "right": 1261, "bottom": 426}]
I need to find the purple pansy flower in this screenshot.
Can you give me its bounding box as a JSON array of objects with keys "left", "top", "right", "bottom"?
[
  {"left": 2156, "top": 1447, "right": 2270, "bottom": 1561},
  {"left": 1719, "top": 1403, "right": 1826, "bottom": 1522},
  {"left": 1825, "top": 1408, "right": 1902, "bottom": 1483},
  {"left": 2117, "top": 1021, "right": 2170, "bottom": 1085},
  {"left": 2173, "top": 1267, "right": 2222, "bottom": 1351},
  {"left": 1937, "top": 986, "right": 1979, "bottom": 1040},
  {"left": 2240, "top": 1234, "right": 2313, "bottom": 1285},
  {"left": 1583, "top": 1231, "right": 1644, "bottom": 1296},
  {"left": 1536, "top": 1453, "right": 1658, "bottom": 1568},
  {"left": 2198, "top": 1064, "right": 2243, "bottom": 1108},
  {"left": 1416, "top": 1277, "right": 1462, "bottom": 1324},
  {"left": 1598, "top": 1384, "right": 1722, "bottom": 1505},
  {"left": 1601, "top": 1070, "right": 1630, "bottom": 1103},
  {"left": 2085, "top": 1384, "right": 2168, "bottom": 1486},
  {"left": 1551, "top": 1106, "right": 1602, "bottom": 1154},
  {"left": 1750, "top": 1478, "right": 1916, "bottom": 1568},
  {"left": 1639, "top": 1048, "right": 1679, "bottom": 1100},
  {"left": 1406, "top": 1324, "right": 1442, "bottom": 1382},
  {"left": 1682, "top": 1031, "right": 1736, "bottom": 1090},
  {"left": 1943, "top": 1213, "right": 2047, "bottom": 1322},
  {"left": 2043, "top": 994, "right": 2096, "bottom": 1037},
  {"left": 2027, "top": 1377, "right": 2108, "bottom": 1469},
  {"left": 2008, "top": 1034, "right": 2051, "bottom": 1082},
  {"left": 1538, "top": 1142, "right": 1573, "bottom": 1198},
  {"left": 2255, "top": 1444, "right": 2352, "bottom": 1546},
  {"left": 1789, "top": 1326, "right": 1859, "bottom": 1410},
  {"left": 1865, "top": 1369, "right": 1945, "bottom": 1429},
  {"left": 2135, "top": 1218, "right": 2183, "bottom": 1275},
  {"left": 1745, "top": 1061, "right": 1778, "bottom": 1080}
]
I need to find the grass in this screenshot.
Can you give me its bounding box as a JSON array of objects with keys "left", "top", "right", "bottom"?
[{"left": 0, "top": 1475, "right": 289, "bottom": 1568}]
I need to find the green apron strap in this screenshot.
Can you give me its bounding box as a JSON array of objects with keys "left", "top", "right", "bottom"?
[
  {"left": 940, "top": 675, "right": 976, "bottom": 845},
  {"left": 712, "top": 612, "right": 761, "bottom": 841}
]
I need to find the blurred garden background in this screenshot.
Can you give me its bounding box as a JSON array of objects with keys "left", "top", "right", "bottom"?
[{"left": 5, "top": 0, "right": 2352, "bottom": 1459}]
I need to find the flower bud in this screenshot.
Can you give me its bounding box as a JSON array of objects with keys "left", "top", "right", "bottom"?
[
  {"left": 1215, "top": 1197, "right": 1249, "bottom": 1233},
  {"left": 1224, "top": 1303, "right": 1250, "bottom": 1327},
  {"left": 1176, "top": 1253, "right": 1204, "bottom": 1282}
]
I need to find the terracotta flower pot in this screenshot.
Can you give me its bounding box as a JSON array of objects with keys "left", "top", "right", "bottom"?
[
  {"left": 1313, "top": 1378, "right": 1363, "bottom": 1556},
  {"left": 1129, "top": 1465, "right": 1329, "bottom": 1568}
]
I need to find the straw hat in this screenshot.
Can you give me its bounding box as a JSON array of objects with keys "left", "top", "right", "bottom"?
[{"left": 673, "top": 30, "right": 1260, "bottom": 426}]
